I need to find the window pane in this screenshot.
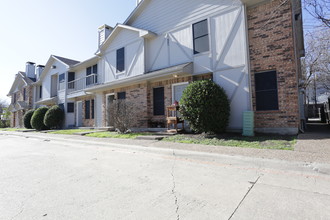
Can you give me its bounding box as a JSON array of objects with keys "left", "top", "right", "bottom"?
[
  {"left": 86, "top": 67, "right": 92, "bottom": 75},
  {"left": 255, "top": 71, "right": 277, "bottom": 91},
  {"left": 193, "top": 20, "right": 208, "bottom": 38},
  {"left": 85, "top": 100, "right": 90, "bottom": 119},
  {"left": 91, "top": 99, "right": 94, "bottom": 119},
  {"left": 117, "top": 48, "right": 125, "bottom": 72},
  {"left": 59, "top": 73, "right": 65, "bottom": 83},
  {"left": 256, "top": 90, "right": 279, "bottom": 111},
  {"left": 117, "top": 92, "right": 126, "bottom": 100},
  {"left": 194, "top": 35, "right": 209, "bottom": 54},
  {"left": 153, "top": 87, "right": 164, "bottom": 115},
  {"left": 67, "top": 103, "right": 74, "bottom": 113},
  {"left": 92, "top": 65, "right": 97, "bottom": 74}
]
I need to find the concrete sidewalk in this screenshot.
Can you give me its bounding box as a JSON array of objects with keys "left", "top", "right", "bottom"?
[{"left": 1, "top": 128, "right": 330, "bottom": 165}]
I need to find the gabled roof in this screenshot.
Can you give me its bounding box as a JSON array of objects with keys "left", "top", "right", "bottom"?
[
  {"left": 97, "top": 24, "right": 156, "bottom": 54},
  {"left": 7, "top": 71, "right": 35, "bottom": 96},
  {"left": 124, "top": 0, "right": 151, "bottom": 25},
  {"left": 37, "top": 55, "right": 80, "bottom": 82},
  {"left": 53, "top": 55, "right": 80, "bottom": 66}
]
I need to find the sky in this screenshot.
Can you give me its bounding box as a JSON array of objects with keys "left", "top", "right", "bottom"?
[
  {"left": 0, "top": 0, "right": 321, "bottom": 104},
  {"left": 0, "top": 0, "right": 137, "bottom": 103}
]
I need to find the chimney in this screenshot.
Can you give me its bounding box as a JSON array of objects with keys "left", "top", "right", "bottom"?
[
  {"left": 98, "top": 24, "right": 113, "bottom": 47},
  {"left": 25, "top": 62, "right": 36, "bottom": 79},
  {"left": 36, "top": 65, "right": 45, "bottom": 80}
]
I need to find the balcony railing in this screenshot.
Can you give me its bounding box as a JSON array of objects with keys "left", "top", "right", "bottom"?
[{"left": 68, "top": 74, "right": 98, "bottom": 94}]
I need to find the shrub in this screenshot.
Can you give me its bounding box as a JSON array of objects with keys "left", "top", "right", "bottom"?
[
  {"left": 108, "top": 100, "right": 138, "bottom": 133},
  {"left": 179, "top": 80, "right": 230, "bottom": 134},
  {"left": 31, "top": 107, "right": 49, "bottom": 130},
  {"left": 44, "top": 105, "right": 64, "bottom": 129},
  {"left": 23, "top": 109, "right": 35, "bottom": 129}
]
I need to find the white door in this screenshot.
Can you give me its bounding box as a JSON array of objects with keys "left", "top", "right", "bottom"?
[
  {"left": 172, "top": 82, "right": 188, "bottom": 104},
  {"left": 76, "top": 101, "right": 83, "bottom": 127}
]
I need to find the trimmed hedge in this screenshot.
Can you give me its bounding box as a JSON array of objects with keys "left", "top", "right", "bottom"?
[
  {"left": 179, "top": 80, "right": 230, "bottom": 134},
  {"left": 31, "top": 107, "right": 49, "bottom": 131},
  {"left": 44, "top": 105, "right": 64, "bottom": 129},
  {"left": 23, "top": 109, "right": 35, "bottom": 129}
]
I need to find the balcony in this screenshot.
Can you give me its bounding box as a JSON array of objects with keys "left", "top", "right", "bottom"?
[{"left": 68, "top": 74, "right": 98, "bottom": 94}]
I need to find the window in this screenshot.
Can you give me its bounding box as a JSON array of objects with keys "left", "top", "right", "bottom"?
[
  {"left": 86, "top": 64, "right": 98, "bottom": 85},
  {"left": 193, "top": 19, "right": 209, "bottom": 54},
  {"left": 23, "top": 88, "right": 26, "bottom": 101},
  {"left": 91, "top": 99, "right": 95, "bottom": 119},
  {"left": 68, "top": 72, "right": 75, "bottom": 89},
  {"left": 59, "top": 103, "right": 65, "bottom": 111},
  {"left": 117, "top": 92, "right": 126, "bottom": 100},
  {"left": 67, "top": 103, "right": 74, "bottom": 113},
  {"left": 13, "top": 93, "right": 17, "bottom": 103},
  {"left": 59, "top": 73, "right": 65, "bottom": 83},
  {"left": 39, "top": 86, "right": 42, "bottom": 99},
  {"left": 153, "top": 87, "right": 165, "bottom": 115},
  {"left": 255, "top": 70, "right": 279, "bottom": 111},
  {"left": 85, "top": 100, "right": 90, "bottom": 119},
  {"left": 116, "top": 47, "right": 125, "bottom": 73}
]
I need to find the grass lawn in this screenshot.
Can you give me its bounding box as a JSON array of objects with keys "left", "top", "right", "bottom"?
[
  {"left": 48, "top": 129, "right": 95, "bottom": 135},
  {"left": 0, "top": 128, "right": 29, "bottom": 131},
  {"left": 86, "top": 131, "right": 148, "bottom": 139},
  {"left": 162, "top": 134, "right": 297, "bottom": 150}
]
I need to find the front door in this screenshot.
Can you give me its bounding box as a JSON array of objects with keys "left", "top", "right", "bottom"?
[
  {"left": 172, "top": 82, "right": 188, "bottom": 105},
  {"left": 106, "top": 94, "right": 115, "bottom": 127},
  {"left": 76, "top": 101, "right": 83, "bottom": 127}
]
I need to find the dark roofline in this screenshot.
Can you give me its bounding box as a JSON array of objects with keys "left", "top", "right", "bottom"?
[{"left": 53, "top": 55, "right": 80, "bottom": 66}]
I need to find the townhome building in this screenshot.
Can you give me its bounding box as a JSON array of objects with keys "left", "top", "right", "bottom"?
[
  {"left": 8, "top": 0, "right": 304, "bottom": 134},
  {"left": 7, "top": 62, "right": 43, "bottom": 127}
]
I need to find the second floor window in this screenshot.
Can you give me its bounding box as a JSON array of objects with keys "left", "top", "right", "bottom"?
[
  {"left": 86, "top": 64, "right": 97, "bottom": 86},
  {"left": 193, "top": 19, "right": 209, "bottom": 54},
  {"left": 68, "top": 72, "right": 75, "bottom": 89},
  {"left": 59, "top": 73, "right": 65, "bottom": 83},
  {"left": 23, "top": 88, "right": 26, "bottom": 101},
  {"left": 13, "top": 93, "right": 17, "bottom": 103},
  {"left": 39, "top": 86, "right": 42, "bottom": 99},
  {"left": 116, "top": 47, "right": 125, "bottom": 73}
]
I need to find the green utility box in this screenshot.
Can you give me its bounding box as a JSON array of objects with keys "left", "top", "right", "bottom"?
[{"left": 242, "top": 111, "right": 254, "bottom": 136}]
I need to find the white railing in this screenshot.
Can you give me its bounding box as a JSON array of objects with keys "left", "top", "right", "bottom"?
[{"left": 68, "top": 74, "right": 98, "bottom": 93}]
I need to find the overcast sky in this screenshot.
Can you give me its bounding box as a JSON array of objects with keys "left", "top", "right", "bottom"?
[
  {"left": 0, "top": 0, "right": 319, "bottom": 103},
  {"left": 0, "top": 0, "right": 136, "bottom": 102}
]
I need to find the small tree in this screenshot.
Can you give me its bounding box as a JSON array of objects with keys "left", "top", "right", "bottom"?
[
  {"left": 23, "top": 109, "right": 35, "bottom": 129},
  {"left": 44, "top": 105, "right": 64, "bottom": 129},
  {"left": 31, "top": 107, "right": 49, "bottom": 131},
  {"left": 179, "top": 80, "right": 230, "bottom": 134},
  {"left": 109, "top": 100, "right": 137, "bottom": 133}
]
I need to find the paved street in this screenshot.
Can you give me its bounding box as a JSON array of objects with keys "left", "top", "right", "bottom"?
[{"left": 1, "top": 132, "right": 330, "bottom": 220}]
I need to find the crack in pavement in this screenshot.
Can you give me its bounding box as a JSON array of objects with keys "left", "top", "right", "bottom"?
[
  {"left": 228, "top": 176, "right": 261, "bottom": 220},
  {"left": 171, "top": 150, "right": 180, "bottom": 220}
]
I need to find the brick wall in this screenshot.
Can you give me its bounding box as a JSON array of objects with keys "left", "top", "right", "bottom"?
[
  {"left": 76, "top": 96, "right": 95, "bottom": 127},
  {"left": 247, "top": 0, "right": 300, "bottom": 134},
  {"left": 100, "top": 73, "right": 213, "bottom": 129}
]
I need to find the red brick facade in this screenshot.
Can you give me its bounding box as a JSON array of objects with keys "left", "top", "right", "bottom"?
[
  {"left": 247, "top": 0, "right": 300, "bottom": 134},
  {"left": 100, "top": 73, "right": 212, "bottom": 128}
]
